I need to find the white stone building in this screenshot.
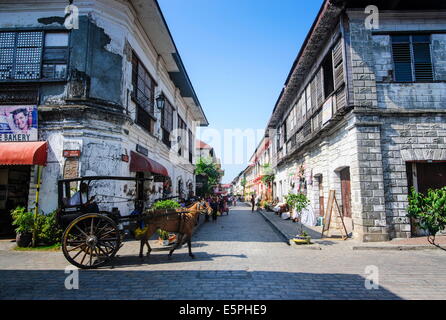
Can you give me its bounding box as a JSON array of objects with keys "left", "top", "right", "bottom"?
[
  {"left": 0, "top": 0, "right": 208, "bottom": 235},
  {"left": 267, "top": 0, "right": 446, "bottom": 242}
]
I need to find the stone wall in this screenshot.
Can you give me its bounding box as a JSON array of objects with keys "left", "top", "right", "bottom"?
[{"left": 380, "top": 114, "right": 446, "bottom": 239}]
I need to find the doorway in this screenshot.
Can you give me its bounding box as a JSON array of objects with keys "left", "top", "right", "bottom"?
[
  {"left": 340, "top": 167, "right": 352, "bottom": 218},
  {"left": 406, "top": 162, "right": 446, "bottom": 236},
  {"left": 0, "top": 166, "right": 31, "bottom": 237},
  {"left": 316, "top": 175, "right": 324, "bottom": 217},
  {"left": 412, "top": 162, "right": 446, "bottom": 195}
]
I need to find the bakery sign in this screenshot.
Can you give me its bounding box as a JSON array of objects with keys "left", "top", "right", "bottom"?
[{"left": 0, "top": 106, "right": 38, "bottom": 142}]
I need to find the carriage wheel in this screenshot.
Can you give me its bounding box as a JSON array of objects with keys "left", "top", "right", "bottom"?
[{"left": 62, "top": 214, "right": 121, "bottom": 269}]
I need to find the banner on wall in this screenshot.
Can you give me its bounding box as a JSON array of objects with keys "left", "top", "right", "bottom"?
[{"left": 0, "top": 106, "right": 38, "bottom": 142}]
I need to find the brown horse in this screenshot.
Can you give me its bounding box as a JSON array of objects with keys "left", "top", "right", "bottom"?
[{"left": 139, "top": 201, "right": 211, "bottom": 259}]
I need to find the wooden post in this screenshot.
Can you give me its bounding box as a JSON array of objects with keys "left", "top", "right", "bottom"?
[{"left": 32, "top": 165, "right": 42, "bottom": 247}]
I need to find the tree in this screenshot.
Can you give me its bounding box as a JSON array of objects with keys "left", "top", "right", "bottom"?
[
  {"left": 241, "top": 178, "right": 247, "bottom": 196},
  {"left": 407, "top": 187, "right": 446, "bottom": 251},
  {"left": 195, "top": 157, "right": 222, "bottom": 196}
]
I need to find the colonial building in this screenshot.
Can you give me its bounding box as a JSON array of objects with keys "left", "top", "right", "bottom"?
[
  {"left": 0, "top": 0, "right": 208, "bottom": 235},
  {"left": 267, "top": 0, "right": 446, "bottom": 241},
  {"left": 247, "top": 136, "right": 272, "bottom": 201}
]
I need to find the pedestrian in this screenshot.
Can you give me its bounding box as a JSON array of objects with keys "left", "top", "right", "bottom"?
[
  {"left": 232, "top": 195, "right": 237, "bottom": 207},
  {"left": 251, "top": 194, "right": 255, "bottom": 212},
  {"left": 210, "top": 196, "right": 219, "bottom": 222},
  {"left": 255, "top": 194, "right": 261, "bottom": 211}
]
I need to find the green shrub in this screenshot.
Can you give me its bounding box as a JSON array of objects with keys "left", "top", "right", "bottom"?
[
  {"left": 35, "top": 211, "right": 62, "bottom": 245},
  {"left": 10, "top": 207, "right": 34, "bottom": 234},
  {"left": 407, "top": 187, "right": 446, "bottom": 249},
  {"left": 285, "top": 193, "right": 310, "bottom": 212},
  {"left": 10, "top": 207, "right": 62, "bottom": 246},
  {"left": 152, "top": 199, "right": 181, "bottom": 210}
]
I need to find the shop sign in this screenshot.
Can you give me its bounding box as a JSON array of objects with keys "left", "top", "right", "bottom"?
[
  {"left": 0, "top": 105, "right": 38, "bottom": 142},
  {"left": 136, "top": 144, "right": 148, "bottom": 156},
  {"left": 63, "top": 150, "right": 81, "bottom": 158}
]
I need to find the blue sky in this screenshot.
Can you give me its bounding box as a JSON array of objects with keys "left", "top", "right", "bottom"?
[{"left": 158, "top": 0, "right": 324, "bottom": 183}]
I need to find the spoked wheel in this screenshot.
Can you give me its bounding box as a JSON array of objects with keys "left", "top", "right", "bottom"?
[{"left": 62, "top": 214, "right": 121, "bottom": 269}]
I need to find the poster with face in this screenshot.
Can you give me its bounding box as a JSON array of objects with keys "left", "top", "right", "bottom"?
[{"left": 0, "top": 106, "right": 38, "bottom": 142}]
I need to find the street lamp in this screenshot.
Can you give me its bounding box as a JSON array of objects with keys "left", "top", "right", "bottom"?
[{"left": 156, "top": 93, "right": 165, "bottom": 110}]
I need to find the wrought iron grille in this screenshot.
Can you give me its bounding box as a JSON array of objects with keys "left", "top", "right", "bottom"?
[{"left": 0, "top": 84, "right": 38, "bottom": 105}]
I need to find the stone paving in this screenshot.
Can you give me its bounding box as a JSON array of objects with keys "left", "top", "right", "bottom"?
[{"left": 1, "top": 204, "right": 446, "bottom": 300}]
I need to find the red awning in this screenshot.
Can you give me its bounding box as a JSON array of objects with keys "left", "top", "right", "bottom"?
[
  {"left": 0, "top": 141, "right": 48, "bottom": 166},
  {"left": 129, "top": 151, "right": 169, "bottom": 177}
]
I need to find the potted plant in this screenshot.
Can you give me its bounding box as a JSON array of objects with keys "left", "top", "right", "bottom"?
[
  {"left": 157, "top": 229, "right": 171, "bottom": 246},
  {"left": 285, "top": 193, "right": 311, "bottom": 242},
  {"left": 151, "top": 200, "right": 181, "bottom": 246},
  {"left": 293, "top": 231, "right": 311, "bottom": 244},
  {"left": 10, "top": 207, "right": 34, "bottom": 247}
]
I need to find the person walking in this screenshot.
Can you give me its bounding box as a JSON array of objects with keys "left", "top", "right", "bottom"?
[
  {"left": 210, "top": 196, "right": 219, "bottom": 222},
  {"left": 251, "top": 194, "right": 255, "bottom": 212}
]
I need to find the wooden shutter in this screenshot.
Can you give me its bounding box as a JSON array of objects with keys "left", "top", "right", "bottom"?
[
  {"left": 310, "top": 77, "right": 317, "bottom": 112},
  {"left": 316, "top": 69, "right": 324, "bottom": 110},
  {"left": 413, "top": 42, "right": 433, "bottom": 81},
  {"left": 336, "top": 88, "right": 347, "bottom": 111},
  {"left": 392, "top": 36, "right": 412, "bottom": 82},
  {"left": 332, "top": 39, "right": 345, "bottom": 89}
]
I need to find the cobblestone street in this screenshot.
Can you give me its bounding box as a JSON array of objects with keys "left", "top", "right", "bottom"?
[{"left": 1, "top": 204, "right": 446, "bottom": 300}]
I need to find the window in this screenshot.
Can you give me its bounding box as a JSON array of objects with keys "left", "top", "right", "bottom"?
[
  {"left": 161, "top": 98, "right": 174, "bottom": 148},
  {"left": 392, "top": 35, "right": 433, "bottom": 82},
  {"left": 132, "top": 52, "right": 156, "bottom": 133},
  {"left": 188, "top": 129, "right": 193, "bottom": 163},
  {"left": 177, "top": 115, "right": 187, "bottom": 156},
  {"left": 0, "top": 31, "right": 69, "bottom": 81},
  {"left": 42, "top": 32, "right": 69, "bottom": 80},
  {"left": 332, "top": 39, "right": 345, "bottom": 89},
  {"left": 0, "top": 31, "right": 43, "bottom": 80},
  {"left": 132, "top": 52, "right": 156, "bottom": 116},
  {"left": 322, "top": 54, "right": 334, "bottom": 98}
]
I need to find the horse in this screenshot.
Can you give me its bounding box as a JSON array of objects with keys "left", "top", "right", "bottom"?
[{"left": 138, "top": 201, "right": 212, "bottom": 259}]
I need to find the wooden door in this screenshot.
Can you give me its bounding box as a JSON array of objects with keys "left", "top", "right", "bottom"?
[{"left": 340, "top": 168, "right": 352, "bottom": 218}]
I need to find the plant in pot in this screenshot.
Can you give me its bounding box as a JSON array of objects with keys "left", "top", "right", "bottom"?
[
  {"left": 151, "top": 200, "right": 180, "bottom": 246},
  {"left": 157, "top": 229, "right": 170, "bottom": 246},
  {"left": 10, "top": 207, "right": 34, "bottom": 248},
  {"left": 284, "top": 193, "right": 311, "bottom": 244}
]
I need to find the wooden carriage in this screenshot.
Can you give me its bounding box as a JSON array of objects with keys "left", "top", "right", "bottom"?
[{"left": 56, "top": 176, "right": 185, "bottom": 269}]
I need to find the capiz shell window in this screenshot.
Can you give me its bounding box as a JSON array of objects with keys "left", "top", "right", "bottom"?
[
  {"left": 0, "top": 31, "right": 69, "bottom": 81},
  {"left": 0, "top": 31, "right": 43, "bottom": 80}
]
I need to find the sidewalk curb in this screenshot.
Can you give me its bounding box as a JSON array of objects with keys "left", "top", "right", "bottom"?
[
  {"left": 352, "top": 245, "right": 443, "bottom": 251},
  {"left": 256, "top": 208, "right": 290, "bottom": 245}
]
